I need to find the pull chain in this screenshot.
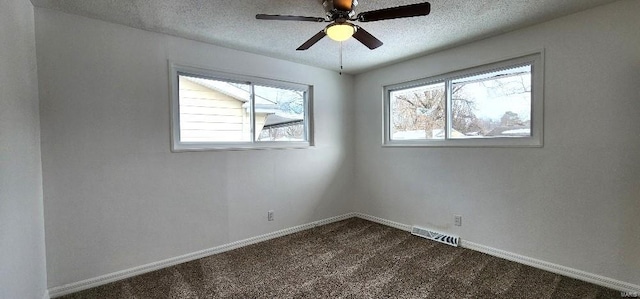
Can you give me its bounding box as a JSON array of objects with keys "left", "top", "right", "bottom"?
[{"left": 339, "top": 41, "right": 343, "bottom": 76}]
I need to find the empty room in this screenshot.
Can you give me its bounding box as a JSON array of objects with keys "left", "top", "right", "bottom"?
[{"left": 1, "top": 0, "right": 639, "bottom": 298}]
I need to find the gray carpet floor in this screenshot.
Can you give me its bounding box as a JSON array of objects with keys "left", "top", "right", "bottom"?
[{"left": 60, "top": 218, "right": 622, "bottom": 298}]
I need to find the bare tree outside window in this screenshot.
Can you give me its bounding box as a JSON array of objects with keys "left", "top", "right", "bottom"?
[
  {"left": 389, "top": 65, "right": 532, "bottom": 140},
  {"left": 390, "top": 82, "right": 445, "bottom": 140}
]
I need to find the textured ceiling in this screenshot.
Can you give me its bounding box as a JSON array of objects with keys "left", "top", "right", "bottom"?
[{"left": 30, "top": 0, "right": 619, "bottom": 74}]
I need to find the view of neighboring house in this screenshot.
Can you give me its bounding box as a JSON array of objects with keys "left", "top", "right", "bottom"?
[{"left": 179, "top": 75, "right": 304, "bottom": 142}]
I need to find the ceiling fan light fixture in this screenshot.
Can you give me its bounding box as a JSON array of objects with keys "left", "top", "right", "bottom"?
[{"left": 325, "top": 23, "right": 356, "bottom": 42}]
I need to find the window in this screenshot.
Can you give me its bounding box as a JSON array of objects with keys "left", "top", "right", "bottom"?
[
  {"left": 170, "top": 64, "right": 313, "bottom": 151},
  {"left": 384, "top": 53, "right": 543, "bottom": 147}
]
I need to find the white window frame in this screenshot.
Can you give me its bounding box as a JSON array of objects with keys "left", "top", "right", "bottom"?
[
  {"left": 169, "top": 62, "right": 314, "bottom": 152},
  {"left": 383, "top": 52, "right": 544, "bottom": 148}
]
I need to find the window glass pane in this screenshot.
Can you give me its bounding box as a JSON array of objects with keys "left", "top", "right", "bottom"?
[
  {"left": 178, "top": 74, "right": 252, "bottom": 142},
  {"left": 254, "top": 85, "right": 306, "bottom": 142},
  {"left": 450, "top": 65, "right": 532, "bottom": 139},
  {"left": 390, "top": 82, "right": 445, "bottom": 140}
]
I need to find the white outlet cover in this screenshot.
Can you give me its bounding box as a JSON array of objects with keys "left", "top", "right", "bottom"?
[{"left": 454, "top": 215, "right": 462, "bottom": 226}]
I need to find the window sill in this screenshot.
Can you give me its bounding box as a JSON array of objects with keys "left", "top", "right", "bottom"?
[
  {"left": 171, "top": 142, "right": 313, "bottom": 152},
  {"left": 382, "top": 138, "right": 542, "bottom": 148}
]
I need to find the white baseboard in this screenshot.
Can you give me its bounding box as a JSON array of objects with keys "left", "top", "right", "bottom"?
[
  {"left": 353, "top": 212, "right": 412, "bottom": 232},
  {"left": 48, "top": 213, "right": 356, "bottom": 298},
  {"left": 461, "top": 240, "right": 640, "bottom": 294},
  {"left": 352, "top": 213, "right": 639, "bottom": 294},
  {"left": 48, "top": 212, "right": 640, "bottom": 297}
]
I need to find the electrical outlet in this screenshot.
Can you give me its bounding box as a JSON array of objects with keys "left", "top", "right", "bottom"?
[
  {"left": 268, "top": 210, "right": 274, "bottom": 221},
  {"left": 454, "top": 214, "right": 462, "bottom": 226}
]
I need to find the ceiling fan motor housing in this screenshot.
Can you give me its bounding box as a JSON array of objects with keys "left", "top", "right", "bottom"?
[{"left": 323, "top": 0, "right": 358, "bottom": 20}]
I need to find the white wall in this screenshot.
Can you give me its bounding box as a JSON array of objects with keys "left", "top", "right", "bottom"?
[
  {"left": 34, "top": 0, "right": 640, "bottom": 291},
  {"left": 354, "top": 0, "right": 639, "bottom": 287},
  {"left": 0, "top": 0, "right": 48, "bottom": 298},
  {"left": 35, "top": 8, "right": 355, "bottom": 288}
]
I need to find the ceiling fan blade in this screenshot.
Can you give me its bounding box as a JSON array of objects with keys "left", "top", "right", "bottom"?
[
  {"left": 296, "top": 31, "right": 327, "bottom": 51},
  {"left": 357, "top": 2, "right": 431, "bottom": 22},
  {"left": 353, "top": 26, "right": 383, "bottom": 50},
  {"left": 256, "top": 14, "right": 326, "bottom": 22},
  {"left": 333, "top": 0, "right": 354, "bottom": 11}
]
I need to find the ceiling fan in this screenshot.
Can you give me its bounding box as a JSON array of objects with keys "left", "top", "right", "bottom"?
[{"left": 256, "top": 0, "right": 431, "bottom": 51}]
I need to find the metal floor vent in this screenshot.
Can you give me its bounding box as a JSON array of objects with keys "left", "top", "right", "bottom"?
[{"left": 411, "top": 226, "right": 459, "bottom": 247}]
